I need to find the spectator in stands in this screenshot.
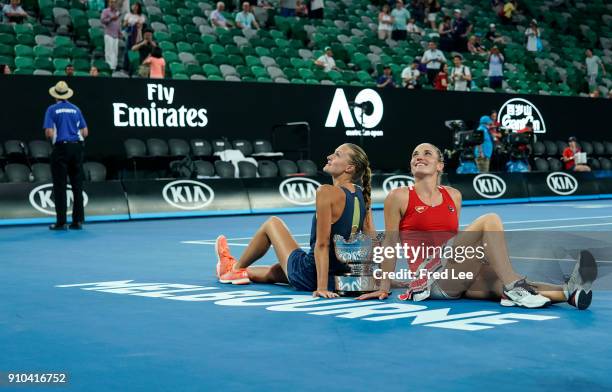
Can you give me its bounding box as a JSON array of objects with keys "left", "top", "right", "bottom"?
[
  {"left": 211, "top": 2, "right": 231, "bottom": 29},
  {"left": 589, "top": 89, "right": 600, "bottom": 98},
  {"left": 608, "top": 90, "right": 612, "bottom": 99},
  {"left": 376, "top": 65, "right": 396, "bottom": 88},
  {"left": 89, "top": 66, "right": 99, "bottom": 77},
  {"left": 485, "top": 23, "right": 505, "bottom": 44},
  {"left": 451, "top": 9, "right": 472, "bottom": 52},
  {"left": 424, "top": 0, "right": 439, "bottom": 29},
  {"left": 406, "top": 18, "right": 423, "bottom": 35},
  {"left": 450, "top": 55, "right": 471, "bottom": 91},
  {"left": 122, "top": 2, "right": 145, "bottom": 71},
  {"left": 488, "top": 45, "right": 504, "bottom": 89},
  {"left": 65, "top": 64, "right": 75, "bottom": 77},
  {"left": 296, "top": 0, "right": 308, "bottom": 17},
  {"left": 438, "top": 15, "right": 453, "bottom": 51},
  {"left": 101, "top": 0, "right": 122, "bottom": 71},
  {"left": 0, "top": 64, "right": 11, "bottom": 75},
  {"left": 467, "top": 35, "right": 486, "bottom": 55},
  {"left": 562, "top": 137, "right": 591, "bottom": 172},
  {"left": 279, "top": 0, "right": 296, "bottom": 17},
  {"left": 131, "top": 28, "right": 157, "bottom": 69},
  {"left": 142, "top": 46, "right": 165, "bottom": 79},
  {"left": 401, "top": 59, "right": 421, "bottom": 89},
  {"left": 235, "top": 2, "right": 260, "bottom": 30},
  {"left": 475, "top": 115, "right": 494, "bottom": 173},
  {"left": 391, "top": 0, "right": 410, "bottom": 41},
  {"left": 585, "top": 48, "right": 606, "bottom": 91},
  {"left": 314, "top": 46, "right": 339, "bottom": 72},
  {"left": 491, "top": 0, "right": 503, "bottom": 16},
  {"left": 308, "top": 0, "right": 324, "bottom": 19},
  {"left": 2, "top": 0, "right": 28, "bottom": 23},
  {"left": 433, "top": 63, "right": 449, "bottom": 91},
  {"left": 411, "top": 0, "right": 425, "bottom": 24},
  {"left": 500, "top": 0, "right": 515, "bottom": 25},
  {"left": 377, "top": 5, "right": 393, "bottom": 40},
  {"left": 422, "top": 40, "right": 446, "bottom": 85},
  {"left": 524, "top": 19, "right": 540, "bottom": 52}
]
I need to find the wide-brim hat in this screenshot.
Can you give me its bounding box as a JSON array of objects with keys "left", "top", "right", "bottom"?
[{"left": 49, "top": 80, "right": 73, "bottom": 100}]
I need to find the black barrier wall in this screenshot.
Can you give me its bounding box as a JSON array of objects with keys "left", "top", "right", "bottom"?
[
  {"left": 1, "top": 76, "right": 611, "bottom": 171},
  {"left": 1, "top": 173, "right": 609, "bottom": 225}
]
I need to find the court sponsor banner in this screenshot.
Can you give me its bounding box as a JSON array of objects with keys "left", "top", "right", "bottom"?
[
  {"left": 0, "top": 181, "right": 129, "bottom": 225},
  {"left": 245, "top": 176, "right": 332, "bottom": 213},
  {"left": 446, "top": 173, "right": 529, "bottom": 203},
  {"left": 598, "top": 177, "right": 612, "bottom": 197},
  {"left": 370, "top": 174, "right": 450, "bottom": 207},
  {"left": 524, "top": 172, "right": 600, "bottom": 201},
  {"left": 122, "top": 178, "right": 251, "bottom": 218}
]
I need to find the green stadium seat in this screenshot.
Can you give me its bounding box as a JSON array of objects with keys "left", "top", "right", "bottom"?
[
  {"left": 251, "top": 66, "right": 268, "bottom": 78},
  {"left": 14, "top": 45, "right": 34, "bottom": 57},
  {"left": 15, "top": 56, "right": 35, "bottom": 69},
  {"left": 203, "top": 63, "right": 221, "bottom": 77},
  {"left": 53, "top": 58, "right": 71, "bottom": 71}
]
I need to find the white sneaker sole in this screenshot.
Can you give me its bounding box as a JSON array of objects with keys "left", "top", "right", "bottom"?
[
  {"left": 215, "top": 235, "right": 223, "bottom": 279},
  {"left": 219, "top": 277, "right": 251, "bottom": 285},
  {"left": 500, "top": 298, "right": 551, "bottom": 308}
]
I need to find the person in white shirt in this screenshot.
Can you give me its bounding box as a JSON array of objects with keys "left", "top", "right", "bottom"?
[
  {"left": 377, "top": 4, "right": 394, "bottom": 40},
  {"left": 314, "top": 47, "right": 338, "bottom": 72},
  {"left": 309, "top": 0, "right": 324, "bottom": 19},
  {"left": 210, "top": 2, "right": 232, "bottom": 29},
  {"left": 524, "top": 19, "right": 540, "bottom": 52},
  {"left": 585, "top": 48, "right": 606, "bottom": 89},
  {"left": 421, "top": 40, "right": 446, "bottom": 85},
  {"left": 401, "top": 60, "right": 421, "bottom": 89},
  {"left": 406, "top": 18, "right": 423, "bottom": 35},
  {"left": 450, "top": 55, "right": 471, "bottom": 91}
]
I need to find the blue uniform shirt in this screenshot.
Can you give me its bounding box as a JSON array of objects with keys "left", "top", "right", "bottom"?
[{"left": 43, "top": 101, "right": 87, "bottom": 144}]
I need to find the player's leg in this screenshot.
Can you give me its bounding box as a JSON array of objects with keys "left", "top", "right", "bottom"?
[{"left": 50, "top": 145, "right": 68, "bottom": 226}]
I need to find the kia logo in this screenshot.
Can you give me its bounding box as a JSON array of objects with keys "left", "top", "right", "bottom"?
[
  {"left": 546, "top": 172, "right": 578, "bottom": 195},
  {"left": 162, "top": 180, "right": 214, "bottom": 210},
  {"left": 279, "top": 178, "right": 321, "bottom": 205},
  {"left": 472, "top": 174, "right": 507, "bottom": 199},
  {"left": 382, "top": 175, "right": 414, "bottom": 195},
  {"left": 29, "top": 183, "right": 89, "bottom": 215}
]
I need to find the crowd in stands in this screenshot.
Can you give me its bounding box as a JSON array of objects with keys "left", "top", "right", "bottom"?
[{"left": 0, "top": 0, "right": 611, "bottom": 98}]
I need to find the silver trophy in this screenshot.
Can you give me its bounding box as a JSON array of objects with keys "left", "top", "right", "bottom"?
[{"left": 333, "top": 232, "right": 383, "bottom": 296}]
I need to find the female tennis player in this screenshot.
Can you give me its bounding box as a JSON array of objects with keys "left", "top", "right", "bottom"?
[
  {"left": 358, "top": 143, "right": 597, "bottom": 309},
  {"left": 215, "top": 143, "right": 375, "bottom": 298}
]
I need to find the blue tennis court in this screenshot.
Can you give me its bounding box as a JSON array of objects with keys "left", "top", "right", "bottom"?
[{"left": 1, "top": 200, "right": 611, "bottom": 391}]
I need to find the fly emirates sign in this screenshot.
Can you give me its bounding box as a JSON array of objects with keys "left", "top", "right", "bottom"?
[{"left": 113, "top": 84, "right": 208, "bottom": 128}]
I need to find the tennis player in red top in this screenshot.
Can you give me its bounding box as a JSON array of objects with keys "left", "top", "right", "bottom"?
[{"left": 358, "top": 143, "right": 597, "bottom": 309}]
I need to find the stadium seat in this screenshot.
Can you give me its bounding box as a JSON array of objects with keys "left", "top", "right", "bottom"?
[
  {"left": 28, "top": 140, "right": 52, "bottom": 160},
  {"left": 277, "top": 159, "right": 298, "bottom": 177},
  {"left": 238, "top": 161, "right": 257, "bottom": 178},
  {"left": 190, "top": 139, "right": 212, "bottom": 157},
  {"left": 297, "top": 159, "right": 318, "bottom": 176},
  {"left": 532, "top": 141, "right": 546, "bottom": 156},
  {"left": 168, "top": 139, "right": 190, "bottom": 157},
  {"left": 547, "top": 157, "right": 563, "bottom": 171},
  {"left": 592, "top": 141, "right": 605, "bottom": 156},
  {"left": 252, "top": 139, "right": 283, "bottom": 157},
  {"left": 211, "top": 139, "right": 229, "bottom": 153},
  {"left": 232, "top": 140, "right": 253, "bottom": 156},
  {"left": 257, "top": 160, "right": 278, "bottom": 177},
  {"left": 588, "top": 158, "right": 601, "bottom": 170},
  {"left": 214, "top": 160, "right": 235, "bottom": 178},
  {"left": 31, "top": 163, "right": 52, "bottom": 182},
  {"left": 533, "top": 157, "right": 549, "bottom": 172},
  {"left": 146, "top": 139, "right": 169, "bottom": 157},
  {"left": 4, "top": 140, "right": 27, "bottom": 156},
  {"left": 605, "top": 142, "right": 612, "bottom": 156},
  {"left": 599, "top": 158, "right": 612, "bottom": 171},
  {"left": 580, "top": 141, "right": 594, "bottom": 155},
  {"left": 543, "top": 141, "right": 558, "bottom": 157},
  {"left": 84, "top": 162, "right": 107, "bottom": 181},
  {"left": 124, "top": 139, "right": 147, "bottom": 158},
  {"left": 194, "top": 160, "right": 215, "bottom": 177},
  {"left": 5, "top": 163, "right": 31, "bottom": 183}
]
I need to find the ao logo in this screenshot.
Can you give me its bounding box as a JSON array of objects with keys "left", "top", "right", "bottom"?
[
  {"left": 29, "top": 183, "right": 89, "bottom": 215},
  {"left": 279, "top": 178, "right": 321, "bottom": 205},
  {"left": 325, "top": 88, "right": 383, "bottom": 129},
  {"left": 546, "top": 172, "right": 578, "bottom": 195},
  {"left": 498, "top": 98, "right": 546, "bottom": 133},
  {"left": 382, "top": 175, "right": 415, "bottom": 195},
  {"left": 472, "top": 174, "right": 507, "bottom": 199},
  {"left": 162, "top": 180, "right": 214, "bottom": 210}
]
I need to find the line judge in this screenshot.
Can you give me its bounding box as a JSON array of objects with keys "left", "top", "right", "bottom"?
[{"left": 44, "top": 81, "right": 89, "bottom": 230}]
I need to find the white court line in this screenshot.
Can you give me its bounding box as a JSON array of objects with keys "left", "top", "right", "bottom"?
[
  {"left": 511, "top": 256, "right": 612, "bottom": 264},
  {"left": 494, "top": 215, "right": 612, "bottom": 225},
  {"left": 506, "top": 222, "right": 612, "bottom": 231}
]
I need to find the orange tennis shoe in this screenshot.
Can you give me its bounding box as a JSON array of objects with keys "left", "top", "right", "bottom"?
[
  {"left": 215, "top": 235, "right": 237, "bottom": 279},
  {"left": 219, "top": 268, "right": 251, "bottom": 285}
]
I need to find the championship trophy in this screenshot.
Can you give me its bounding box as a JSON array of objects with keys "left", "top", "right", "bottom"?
[{"left": 333, "top": 232, "right": 383, "bottom": 296}]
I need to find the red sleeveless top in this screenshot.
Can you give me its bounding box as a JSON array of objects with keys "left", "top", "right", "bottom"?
[
  {"left": 399, "top": 186, "right": 459, "bottom": 273},
  {"left": 399, "top": 185, "right": 458, "bottom": 232}
]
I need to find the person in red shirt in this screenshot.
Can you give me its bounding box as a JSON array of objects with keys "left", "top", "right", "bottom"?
[
  {"left": 489, "top": 110, "right": 502, "bottom": 144},
  {"left": 357, "top": 142, "right": 597, "bottom": 310},
  {"left": 562, "top": 136, "right": 591, "bottom": 172},
  {"left": 433, "top": 63, "right": 449, "bottom": 90}
]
